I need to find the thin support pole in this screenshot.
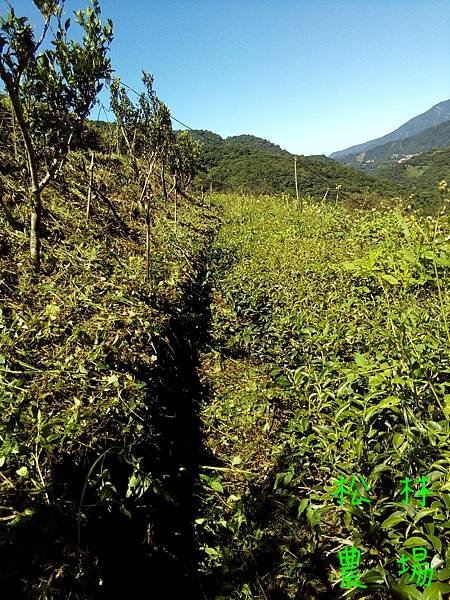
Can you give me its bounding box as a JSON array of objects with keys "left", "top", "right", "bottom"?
[
  {"left": 174, "top": 190, "right": 178, "bottom": 236},
  {"left": 86, "top": 151, "right": 95, "bottom": 222}
]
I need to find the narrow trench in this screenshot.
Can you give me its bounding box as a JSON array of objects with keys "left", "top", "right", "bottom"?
[
  {"left": 141, "top": 239, "right": 216, "bottom": 597},
  {"left": 86, "top": 233, "right": 217, "bottom": 599}
]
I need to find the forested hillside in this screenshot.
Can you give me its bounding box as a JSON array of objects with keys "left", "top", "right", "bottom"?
[
  {"left": 188, "top": 130, "right": 400, "bottom": 199},
  {"left": 370, "top": 148, "right": 450, "bottom": 209}
]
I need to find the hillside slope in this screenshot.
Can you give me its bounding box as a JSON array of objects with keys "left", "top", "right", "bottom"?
[
  {"left": 330, "top": 99, "right": 450, "bottom": 160},
  {"left": 188, "top": 129, "right": 400, "bottom": 198},
  {"left": 0, "top": 149, "right": 219, "bottom": 597},
  {"left": 374, "top": 146, "right": 450, "bottom": 207}
]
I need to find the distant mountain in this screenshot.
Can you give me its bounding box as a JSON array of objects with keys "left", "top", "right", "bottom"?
[
  {"left": 185, "top": 130, "right": 399, "bottom": 198},
  {"left": 339, "top": 120, "right": 450, "bottom": 168},
  {"left": 330, "top": 99, "right": 450, "bottom": 160}
]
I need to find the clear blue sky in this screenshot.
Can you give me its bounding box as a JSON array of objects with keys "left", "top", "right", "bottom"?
[{"left": 4, "top": 0, "right": 450, "bottom": 155}]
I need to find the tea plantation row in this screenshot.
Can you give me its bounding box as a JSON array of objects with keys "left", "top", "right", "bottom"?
[{"left": 197, "top": 193, "right": 450, "bottom": 600}]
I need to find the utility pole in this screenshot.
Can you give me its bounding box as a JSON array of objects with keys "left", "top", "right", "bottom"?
[{"left": 294, "top": 157, "right": 299, "bottom": 205}]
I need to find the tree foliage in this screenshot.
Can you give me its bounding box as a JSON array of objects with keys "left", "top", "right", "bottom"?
[
  {"left": 110, "top": 71, "right": 201, "bottom": 200},
  {"left": 0, "top": 0, "right": 113, "bottom": 268}
]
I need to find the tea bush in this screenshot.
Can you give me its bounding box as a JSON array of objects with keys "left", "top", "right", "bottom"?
[{"left": 198, "top": 193, "right": 450, "bottom": 599}]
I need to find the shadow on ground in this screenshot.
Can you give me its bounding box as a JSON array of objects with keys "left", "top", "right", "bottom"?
[{"left": 0, "top": 238, "right": 215, "bottom": 599}]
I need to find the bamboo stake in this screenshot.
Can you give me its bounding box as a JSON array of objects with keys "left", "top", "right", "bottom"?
[
  {"left": 86, "top": 151, "right": 95, "bottom": 222},
  {"left": 174, "top": 189, "right": 178, "bottom": 236},
  {"left": 145, "top": 197, "right": 151, "bottom": 284}
]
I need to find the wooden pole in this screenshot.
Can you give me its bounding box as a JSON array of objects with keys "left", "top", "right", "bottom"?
[
  {"left": 174, "top": 189, "right": 178, "bottom": 236},
  {"left": 145, "top": 197, "right": 151, "bottom": 284},
  {"left": 294, "top": 157, "right": 299, "bottom": 204},
  {"left": 86, "top": 151, "right": 95, "bottom": 222}
]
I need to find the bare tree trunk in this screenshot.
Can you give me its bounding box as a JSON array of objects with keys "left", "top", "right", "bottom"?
[
  {"left": 168, "top": 173, "right": 177, "bottom": 197},
  {"left": 140, "top": 155, "right": 157, "bottom": 205},
  {"left": 86, "top": 151, "right": 95, "bottom": 222},
  {"left": 30, "top": 185, "right": 41, "bottom": 269},
  {"left": 161, "top": 161, "right": 168, "bottom": 201},
  {"left": 11, "top": 108, "right": 17, "bottom": 162},
  {"left": 0, "top": 67, "right": 42, "bottom": 270}
]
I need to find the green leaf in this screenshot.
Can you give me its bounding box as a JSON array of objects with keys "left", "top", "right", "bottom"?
[
  {"left": 423, "top": 582, "right": 450, "bottom": 599},
  {"left": 426, "top": 534, "right": 442, "bottom": 553},
  {"left": 414, "top": 508, "right": 437, "bottom": 524},
  {"left": 380, "top": 273, "right": 399, "bottom": 285},
  {"left": 403, "top": 536, "right": 431, "bottom": 548},
  {"left": 297, "top": 498, "right": 309, "bottom": 517},
  {"left": 16, "top": 466, "right": 28, "bottom": 477},
  {"left": 210, "top": 481, "right": 223, "bottom": 493},
  {"left": 361, "top": 568, "right": 384, "bottom": 584},
  {"left": 381, "top": 510, "right": 406, "bottom": 529},
  {"left": 284, "top": 470, "right": 294, "bottom": 485},
  {"left": 354, "top": 352, "right": 367, "bottom": 367},
  {"left": 435, "top": 567, "right": 450, "bottom": 581},
  {"left": 391, "top": 584, "right": 424, "bottom": 599}
]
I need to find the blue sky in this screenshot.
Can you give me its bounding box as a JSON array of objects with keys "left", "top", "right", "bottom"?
[{"left": 4, "top": 0, "right": 450, "bottom": 155}]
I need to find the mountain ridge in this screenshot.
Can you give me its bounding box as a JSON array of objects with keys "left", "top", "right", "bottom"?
[
  {"left": 330, "top": 99, "right": 450, "bottom": 160},
  {"left": 185, "top": 128, "right": 399, "bottom": 198},
  {"left": 337, "top": 120, "right": 450, "bottom": 168}
]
